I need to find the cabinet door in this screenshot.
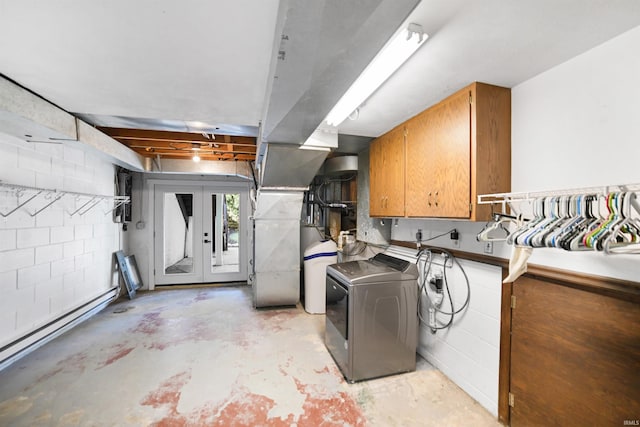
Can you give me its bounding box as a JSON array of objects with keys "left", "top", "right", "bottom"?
[
  {"left": 369, "top": 126, "right": 405, "bottom": 217},
  {"left": 406, "top": 89, "right": 470, "bottom": 218},
  {"left": 369, "top": 135, "right": 385, "bottom": 216}
]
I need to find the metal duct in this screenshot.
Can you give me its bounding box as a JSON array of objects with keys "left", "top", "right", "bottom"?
[{"left": 322, "top": 155, "right": 358, "bottom": 176}]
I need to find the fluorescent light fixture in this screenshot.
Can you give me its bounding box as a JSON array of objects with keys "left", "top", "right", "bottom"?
[{"left": 325, "top": 23, "right": 427, "bottom": 127}]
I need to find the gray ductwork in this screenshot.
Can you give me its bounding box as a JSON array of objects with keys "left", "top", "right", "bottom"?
[
  {"left": 252, "top": 0, "right": 419, "bottom": 308},
  {"left": 252, "top": 128, "right": 336, "bottom": 308}
]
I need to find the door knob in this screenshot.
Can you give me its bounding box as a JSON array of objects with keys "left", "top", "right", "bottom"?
[{"left": 204, "top": 239, "right": 211, "bottom": 243}]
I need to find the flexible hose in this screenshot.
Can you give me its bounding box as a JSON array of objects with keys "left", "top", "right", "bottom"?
[{"left": 416, "top": 248, "right": 471, "bottom": 332}]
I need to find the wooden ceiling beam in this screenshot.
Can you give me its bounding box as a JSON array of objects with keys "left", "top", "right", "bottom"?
[
  {"left": 97, "top": 127, "right": 256, "bottom": 146},
  {"left": 95, "top": 126, "right": 257, "bottom": 162},
  {"left": 131, "top": 148, "right": 254, "bottom": 157},
  {"left": 124, "top": 142, "right": 256, "bottom": 154},
  {"left": 135, "top": 151, "right": 254, "bottom": 161}
]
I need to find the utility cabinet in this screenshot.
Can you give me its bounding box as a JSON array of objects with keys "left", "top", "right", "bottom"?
[
  {"left": 406, "top": 82, "right": 511, "bottom": 220},
  {"left": 405, "top": 88, "right": 471, "bottom": 218},
  {"left": 369, "top": 82, "right": 511, "bottom": 221},
  {"left": 369, "top": 124, "right": 406, "bottom": 217}
]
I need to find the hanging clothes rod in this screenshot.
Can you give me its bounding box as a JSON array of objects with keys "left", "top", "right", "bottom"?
[
  {"left": 476, "top": 184, "right": 640, "bottom": 255},
  {"left": 478, "top": 183, "right": 640, "bottom": 205},
  {"left": 478, "top": 183, "right": 640, "bottom": 217},
  {"left": 0, "top": 180, "right": 129, "bottom": 218},
  {"left": 0, "top": 180, "right": 126, "bottom": 200}
]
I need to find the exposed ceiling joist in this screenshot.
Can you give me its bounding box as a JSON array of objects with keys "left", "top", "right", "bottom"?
[{"left": 97, "top": 127, "right": 256, "bottom": 162}]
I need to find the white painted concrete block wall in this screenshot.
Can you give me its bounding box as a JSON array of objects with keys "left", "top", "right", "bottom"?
[
  {"left": 385, "top": 246, "right": 501, "bottom": 416},
  {"left": 417, "top": 259, "right": 502, "bottom": 416},
  {"left": 0, "top": 133, "right": 120, "bottom": 348}
]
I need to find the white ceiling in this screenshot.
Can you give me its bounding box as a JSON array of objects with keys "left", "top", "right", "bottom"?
[
  {"left": 0, "top": 0, "right": 280, "bottom": 129},
  {"left": 1, "top": 0, "right": 640, "bottom": 147}
]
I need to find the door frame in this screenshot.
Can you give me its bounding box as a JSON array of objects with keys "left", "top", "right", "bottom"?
[{"left": 148, "top": 179, "right": 250, "bottom": 289}]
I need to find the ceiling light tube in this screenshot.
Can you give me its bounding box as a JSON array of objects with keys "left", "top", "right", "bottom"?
[{"left": 325, "top": 23, "right": 428, "bottom": 127}]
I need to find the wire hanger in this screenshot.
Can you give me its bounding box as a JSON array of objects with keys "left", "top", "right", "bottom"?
[{"left": 477, "top": 212, "right": 522, "bottom": 242}]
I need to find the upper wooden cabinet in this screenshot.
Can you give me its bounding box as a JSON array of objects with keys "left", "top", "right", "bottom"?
[
  {"left": 370, "top": 82, "right": 510, "bottom": 220},
  {"left": 405, "top": 88, "right": 472, "bottom": 218},
  {"left": 369, "top": 124, "right": 405, "bottom": 217}
]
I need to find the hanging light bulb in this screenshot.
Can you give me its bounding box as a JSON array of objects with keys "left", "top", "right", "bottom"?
[{"left": 192, "top": 142, "right": 201, "bottom": 162}]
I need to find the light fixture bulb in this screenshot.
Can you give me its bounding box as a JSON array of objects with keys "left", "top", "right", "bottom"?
[
  {"left": 192, "top": 154, "right": 201, "bottom": 162},
  {"left": 325, "top": 23, "right": 427, "bottom": 127}
]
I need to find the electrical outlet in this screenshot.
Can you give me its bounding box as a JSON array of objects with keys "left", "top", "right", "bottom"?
[
  {"left": 450, "top": 229, "right": 460, "bottom": 247},
  {"left": 484, "top": 241, "right": 493, "bottom": 254}
]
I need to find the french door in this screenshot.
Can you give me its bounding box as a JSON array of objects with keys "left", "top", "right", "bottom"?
[{"left": 154, "top": 184, "right": 248, "bottom": 285}]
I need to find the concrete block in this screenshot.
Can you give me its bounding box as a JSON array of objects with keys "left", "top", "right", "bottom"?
[
  {"left": 51, "top": 258, "right": 74, "bottom": 277},
  {"left": 17, "top": 295, "right": 51, "bottom": 330},
  {"left": 0, "top": 166, "right": 36, "bottom": 187},
  {"left": 35, "top": 207, "right": 64, "bottom": 228},
  {"left": 63, "top": 176, "right": 90, "bottom": 194},
  {"left": 83, "top": 237, "right": 102, "bottom": 253},
  {"left": 35, "top": 243, "right": 64, "bottom": 264},
  {"left": 18, "top": 148, "right": 51, "bottom": 174},
  {"left": 2, "top": 209, "right": 36, "bottom": 229},
  {"left": 62, "top": 161, "right": 77, "bottom": 179},
  {"left": 4, "top": 287, "right": 34, "bottom": 311},
  {"left": 60, "top": 285, "right": 76, "bottom": 311},
  {"left": 50, "top": 226, "right": 74, "bottom": 244},
  {"left": 17, "top": 227, "right": 50, "bottom": 248},
  {"left": 0, "top": 140, "right": 18, "bottom": 169},
  {"left": 74, "top": 224, "right": 93, "bottom": 240},
  {"left": 34, "top": 143, "right": 64, "bottom": 160},
  {"left": 51, "top": 158, "right": 65, "bottom": 177},
  {"left": 74, "top": 252, "right": 93, "bottom": 270},
  {"left": 0, "top": 229, "right": 17, "bottom": 251},
  {"left": 35, "top": 173, "right": 64, "bottom": 192},
  {"left": 0, "top": 270, "right": 17, "bottom": 291},
  {"left": 18, "top": 263, "right": 50, "bottom": 288},
  {"left": 63, "top": 146, "right": 85, "bottom": 166},
  {"left": 35, "top": 276, "right": 64, "bottom": 302},
  {"left": 94, "top": 161, "right": 116, "bottom": 183},
  {"left": 0, "top": 311, "right": 17, "bottom": 345},
  {"left": 75, "top": 165, "right": 94, "bottom": 183},
  {"left": 63, "top": 269, "right": 84, "bottom": 290},
  {"left": 63, "top": 209, "right": 86, "bottom": 226},
  {"left": 468, "top": 286, "right": 501, "bottom": 319},
  {"left": 93, "top": 223, "right": 115, "bottom": 238},
  {"left": 63, "top": 240, "right": 84, "bottom": 258},
  {"left": 0, "top": 248, "right": 34, "bottom": 273}
]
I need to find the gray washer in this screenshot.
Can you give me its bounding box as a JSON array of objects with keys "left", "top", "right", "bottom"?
[{"left": 325, "top": 253, "right": 419, "bottom": 382}]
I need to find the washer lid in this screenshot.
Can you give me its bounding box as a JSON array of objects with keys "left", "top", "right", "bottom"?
[{"left": 328, "top": 259, "right": 415, "bottom": 284}]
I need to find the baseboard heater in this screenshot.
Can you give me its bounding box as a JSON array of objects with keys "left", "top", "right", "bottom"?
[{"left": 0, "top": 287, "right": 118, "bottom": 371}]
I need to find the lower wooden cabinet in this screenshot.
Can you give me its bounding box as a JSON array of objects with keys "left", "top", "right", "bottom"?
[{"left": 507, "top": 275, "right": 640, "bottom": 426}]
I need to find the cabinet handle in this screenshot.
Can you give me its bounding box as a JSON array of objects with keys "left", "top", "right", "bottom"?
[
  {"left": 427, "top": 192, "right": 432, "bottom": 207},
  {"left": 435, "top": 191, "right": 439, "bottom": 207}
]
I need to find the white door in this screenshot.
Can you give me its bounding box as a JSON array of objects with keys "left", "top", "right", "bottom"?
[{"left": 154, "top": 185, "right": 248, "bottom": 285}]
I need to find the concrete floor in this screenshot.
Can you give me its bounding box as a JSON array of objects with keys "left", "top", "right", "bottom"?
[{"left": 0, "top": 286, "right": 501, "bottom": 426}]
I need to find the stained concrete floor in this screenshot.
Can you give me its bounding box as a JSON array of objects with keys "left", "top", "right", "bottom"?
[{"left": 0, "top": 286, "right": 501, "bottom": 426}]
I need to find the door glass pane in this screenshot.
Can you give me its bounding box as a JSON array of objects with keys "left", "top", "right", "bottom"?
[
  {"left": 210, "top": 193, "right": 240, "bottom": 274},
  {"left": 163, "top": 192, "right": 194, "bottom": 274}
]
